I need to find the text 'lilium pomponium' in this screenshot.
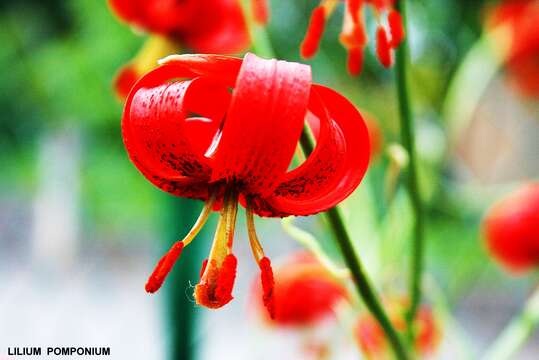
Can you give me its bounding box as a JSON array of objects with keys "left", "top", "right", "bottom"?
[{"left": 122, "top": 53, "right": 370, "bottom": 316}]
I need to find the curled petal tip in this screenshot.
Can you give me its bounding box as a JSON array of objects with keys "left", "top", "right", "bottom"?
[{"left": 157, "top": 53, "right": 198, "bottom": 65}]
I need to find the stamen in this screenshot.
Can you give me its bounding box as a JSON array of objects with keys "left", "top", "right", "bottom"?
[
  {"left": 251, "top": 0, "right": 269, "bottom": 25},
  {"left": 246, "top": 200, "right": 275, "bottom": 319},
  {"left": 145, "top": 194, "right": 215, "bottom": 294},
  {"left": 376, "top": 26, "right": 392, "bottom": 68},
  {"left": 347, "top": 47, "right": 364, "bottom": 76},
  {"left": 388, "top": 10, "right": 405, "bottom": 48},
  {"left": 300, "top": 6, "right": 327, "bottom": 58},
  {"left": 340, "top": 9, "right": 367, "bottom": 49},
  {"left": 259, "top": 257, "right": 275, "bottom": 319},
  {"left": 145, "top": 242, "right": 184, "bottom": 293},
  {"left": 195, "top": 187, "right": 239, "bottom": 309},
  {"left": 301, "top": 0, "right": 340, "bottom": 58},
  {"left": 347, "top": 0, "right": 362, "bottom": 24}
]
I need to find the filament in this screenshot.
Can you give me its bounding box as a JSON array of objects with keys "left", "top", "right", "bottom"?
[{"left": 145, "top": 193, "right": 215, "bottom": 293}]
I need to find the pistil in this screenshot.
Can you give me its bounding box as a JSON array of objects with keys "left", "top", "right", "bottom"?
[{"left": 194, "top": 187, "right": 239, "bottom": 308}]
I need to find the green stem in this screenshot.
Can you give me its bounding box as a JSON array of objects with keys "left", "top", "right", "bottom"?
[
  {"left": 163, "top": 197, "right": 210, "bottom": 360},
  {"left": 239, "top": 0, "right": 274, "bottom": 58},
  {"left": 300, "top": 132, "right": 410, "bottom": 360},
  {"left": 395, "top": 0, "right": 425, "bottom": 337},
  {"left": 482, "top": 285, "right": 539, "bottom": 360},
  {"left": 281, "top": 217, "right": 350, "bottom": 279}
]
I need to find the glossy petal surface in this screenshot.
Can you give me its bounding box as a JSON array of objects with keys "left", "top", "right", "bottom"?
[
  {"left": 123, "top": 54, "right": 369, "bottom": 216},
  {"left": 211, "top": 53, "right": 312, "bottom": 197},
  {"left": 266, "top": 85, "right": 370, "bottom": 216}
]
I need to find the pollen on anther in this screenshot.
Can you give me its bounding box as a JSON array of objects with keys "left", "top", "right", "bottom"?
[
  {"left": 259, "top": 256, "right": 276, "bottom": 319},
  {"left": 215, "top": 254, "right": 238, "bottom": 302},
  {"left": 145, "top": 241, "right": 184, "bottom": 293},
  {"left": 376, "top": 26, "right": 392, "bottom": 68},
  {"left": 199, "top": 259, "right": 208, "bottom": 279},
  {"left": 195, "top": 254, "right": 238, "bottom": 309},
  {"left": 347, "top": 47, "right": 364, "bottom": 76},
  {"left": 388, "top": 10, "right": 405, "bottom": 48},
  {"left": 301, "top": 6, "right": 327, "bottom": 58}
]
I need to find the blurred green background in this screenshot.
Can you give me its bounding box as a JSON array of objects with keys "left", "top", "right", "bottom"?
[{"left": 1, "top": 0, "right": 538, "bottom": 359}]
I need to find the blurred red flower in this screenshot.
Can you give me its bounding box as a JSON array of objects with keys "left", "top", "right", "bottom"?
[
  {"left": 109, "top": 0, "right": 249, "bottom": 98},
  {"left": 486, "top": 0, "right": 539, "bottom": 98},
  {"left": 364, "top": 112, "right": 384, "bottom": 160},
  {"left": 356, "top": 297, "right": 441, "bottom": 359},
  {"left": 301, "top": 0, "right": 405, "bottom": 75},
  {"left": 483, "top": 183, "right": 539, "bottom": 272},
  {"left": 252, "top": 252, "right": 348, "bottom": 326},
  {"left": 122, "top": 53, "right": 370, "bottom": 311}
]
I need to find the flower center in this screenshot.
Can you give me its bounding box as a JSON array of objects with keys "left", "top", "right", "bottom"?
[
  {"left": 194, "top": 187, "right": 239, "bottom": 308},
  {"left": 144, "top": 186, "right": 275, "bottom": 316}
]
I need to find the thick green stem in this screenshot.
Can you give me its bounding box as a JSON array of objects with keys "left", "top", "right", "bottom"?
[
  {"left": 163, "top": 197, "right": 210, "bottom": 360},
  {"left": 394, "top": 0, "right": 425, "bottom": 337},
  {"left": 300, "top": 132, "right": 410, "bottom": 360},
  {"left": 482, "top": 285, "right": 539, "bottom": 360}
]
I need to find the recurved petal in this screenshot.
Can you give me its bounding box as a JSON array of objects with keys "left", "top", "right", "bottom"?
[
  {"left": 210, "top": 53, "right": 312, "bottom": 197},
  {"left": 122, "top": 65, "right": 233, "bottom": 199},
  {"left": 158, "top": 54, "right": 242, "bottom": 85},
  {"left": 263, "top": 84, "right": 370, "bottom": 216}
]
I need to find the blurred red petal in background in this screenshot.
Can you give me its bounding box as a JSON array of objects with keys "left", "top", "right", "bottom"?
[{"left": 483, "top": 182, "right": 539, "bottom": 272}]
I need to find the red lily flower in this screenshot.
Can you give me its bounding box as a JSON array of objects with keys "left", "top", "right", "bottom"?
[
  {"left": 486, "top": 0, "right": 539, "bottom": 98},
  {"left": 252, "top": 252, "right": 348, "bottom": 325},
  {"left": 482, "top": 183, "right": 539, "bottom": 272},
  {"left": 301, "top": 0, "right": 405, "bottom": 75},
  {"left": 356, "top": 298, "right": 441, "bottom": 359},
  {"left": 122, "top": 53, "right": 370, "bottom": 311},
  {"left": 109, "top": 0, "right": 249, "bottom": 98},
  {"left": 365, "top": 114, "right": 383, "bottom": 160}
]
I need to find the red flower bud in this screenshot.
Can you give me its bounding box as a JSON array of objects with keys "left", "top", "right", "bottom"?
[
  {"left": 356, "top": 297, "right": 441, "bottom": 358},
  {"left": 483, "top": 183, "right": 539, "bottom": 272},
  {"left": 252, "top": 252, "right": 348, "bottom": 326}
]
